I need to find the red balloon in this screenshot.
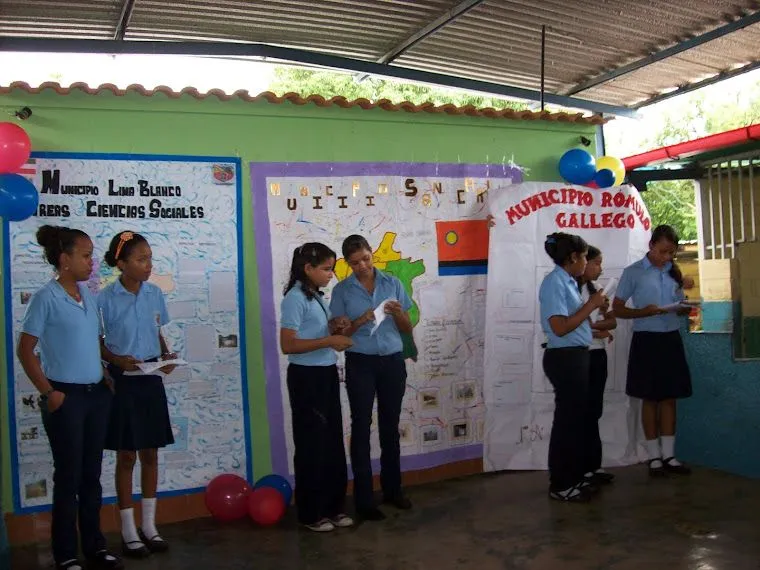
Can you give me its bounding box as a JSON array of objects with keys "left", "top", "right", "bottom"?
[
  {"left": 204, "top": 474, "right": 251, "bottom": 522},
  {"left": 0, "top": 123, "right": 31, "bottom": 174},
  {"left": 247, "top": 487, "right": 286, "bottom": 526}
]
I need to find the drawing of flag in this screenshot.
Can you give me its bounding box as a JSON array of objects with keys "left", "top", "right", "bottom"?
[
  {"left": 435, "top": 219, "right": 490, "bottom": 276},
  {"left": 17, "top": 158, "right": 37, "bottom": 179}
]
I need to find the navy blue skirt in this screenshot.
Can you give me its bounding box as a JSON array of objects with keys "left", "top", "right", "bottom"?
[
  {"left": 626, "top": 330, "right": 692, "bottom": 401},
  {"left": 105, "top": 364, "right": 175, "bottom": 451}
]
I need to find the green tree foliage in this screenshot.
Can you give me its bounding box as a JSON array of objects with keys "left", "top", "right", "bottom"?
[{"left": 268, "top": 67, "right": 529, "bottom": 110}]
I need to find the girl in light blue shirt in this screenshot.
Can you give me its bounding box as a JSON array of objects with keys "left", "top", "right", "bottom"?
[
  {"left": 539, "top": 232, "right": 605, "bottom": 503},
  {"left": 613, "top": 224, "right": 692, "bottom": 477},
  {"left": 17, "top": 225, "right": 121, "bottom": 570},
  {"left": 98, "top": 231, "right": 176, "bottom": 558},
  {"left": 280, "top": 242, "right": 353, "bottom": 532}
]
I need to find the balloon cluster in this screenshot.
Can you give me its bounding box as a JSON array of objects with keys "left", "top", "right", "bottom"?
[
  {"left": 204, "top": 472, "right": 291, "bottom": 526},
  {"left": 558, "top": 148, "right": 625, "bottom": 189},
  {"left": 0, "top": 122, "right": 38, "bottom": 221}
]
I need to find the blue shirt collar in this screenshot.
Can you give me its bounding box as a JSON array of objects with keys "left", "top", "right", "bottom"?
[
  {"left": 641, "top": 255, "right": 671, "bottom": 272},
  {"left": 114, "top": 276, "right": 144, "bottom": 296},
  {"left": 553, "top": 264, "right": 576, "bottom": 285},
  {"left": 346, "top": 267, "right": 390, "bottom": 286}
]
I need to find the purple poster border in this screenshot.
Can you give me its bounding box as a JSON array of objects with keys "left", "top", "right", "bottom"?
[{"left": 250, "top": 162, "right": 523, "bottom": 478}]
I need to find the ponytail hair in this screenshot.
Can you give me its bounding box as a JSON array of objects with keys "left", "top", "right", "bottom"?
[
  {"left": 544, "top": 232, "right": 588, "bottom": 267},
  {"left": 578, "top": 245, "right": 601, "bottom": 295},
  {"left": 650, "top": 224, "right": 684, "bottom": 288},
  {"left": 283, "top": 242, "right": 337, "bottom": 299},
  {"left": 36, "top": 225, "right": 90, "bottom": 269}
]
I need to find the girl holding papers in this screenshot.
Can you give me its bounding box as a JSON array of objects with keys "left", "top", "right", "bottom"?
[
  {"left": 330, "top": 234, "right": 414, "bottom": 521},
  {"left": 612, "top": 224, "right": 693, "bottom": 477},
  {"left": 279, "top": 243, "right": 354, "bottom": 533},
  {"left": 577, "top": 246, "right": 617, "bottom": 486},
  {"left": 98, "top": 231, "right": 178, "bottom": 557}
]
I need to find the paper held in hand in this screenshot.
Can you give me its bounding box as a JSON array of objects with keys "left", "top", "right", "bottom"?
[
  {"left": 137, "top": 358, "right": 187, "bottom": 374},
  {"left": 660, "top": 300, "right": 702, "bottom": 312},
  {"left": 370, "top": 298, "right": 396, "bottom": 335},
  {"left": 601, "top": 277, "right": 617, "bottom": 297}
]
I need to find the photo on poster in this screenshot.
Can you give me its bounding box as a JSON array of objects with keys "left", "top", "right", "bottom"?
[
  {"left": 450, "top": 420, "right": 471, "bottom": 444},
  {"left": 453, "top": 381, "right": 476, "bottom": 405},
  {"left": 421, "top": 424, "right": 443, "bottom": 446},
  {"left": 419, "top": 388, "right": 440, "bottom": 411},
  {"left": 218, "top": 334, "right": 238, "bottom": 348}
]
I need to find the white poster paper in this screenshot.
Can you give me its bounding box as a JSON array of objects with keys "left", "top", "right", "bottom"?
[{"left": 483, "top": 182, "right": 652, "bottom": 471}]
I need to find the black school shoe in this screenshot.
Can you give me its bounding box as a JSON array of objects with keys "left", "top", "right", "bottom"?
[
  {"left": 663, "top": 457, "right": 692, "bottom": 475},
  {"left": 138, "top": 528, "right": 170, "bottom": 553},
  {"left": 86, "top": 550, "right": 124, "bottom": 570},
  {"left": 587, "top": 471, "right": 615, "bottom": 485},
  {"left": 382, "top": 494, "right": 413, "bottom": 510},
  {"left": 549, "top": 482, "right": 592, "bottom": 503},
  {"left": 356, "top": 507, "right": 386, "bottom": 521}
]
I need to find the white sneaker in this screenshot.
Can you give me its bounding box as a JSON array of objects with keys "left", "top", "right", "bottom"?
[
  {"left": 304, "top": 519, "right": 335, "bottom": 532},
  {"left": 329, "top": 514, "right": 355, "bottom": 528}
]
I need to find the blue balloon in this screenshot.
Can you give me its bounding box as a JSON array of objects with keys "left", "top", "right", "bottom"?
[
  {"left": 254, "top": 474, "right": 292, "bottom": 506},
  {"left": 0, "top": 173, "right": 38, "bottom": 222},
  {"left": 594, "top": 168, "right": 616, "bottom": 188},
  {"left": 558, "top": 148, "right": 596, "bottom": 185}
]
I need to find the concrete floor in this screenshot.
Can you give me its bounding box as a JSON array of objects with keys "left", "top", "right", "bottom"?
[{"left": 12, "top": 465, "right": 760, "bottom": 570}]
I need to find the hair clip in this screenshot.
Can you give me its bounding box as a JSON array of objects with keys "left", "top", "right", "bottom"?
[
  {"left": 546, "top": 236, "right": 556, "bottom": 244},
  {"left": 114, "top": 231, "right": 134, "bottom": 260}
]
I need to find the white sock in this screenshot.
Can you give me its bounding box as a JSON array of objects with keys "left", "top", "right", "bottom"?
[
  {"left": 141, "top": 497, "right": 162, "bottom": 540},
  {"left": 661, "top": 435, "right": 681, "bottom": 465},
  {"left": 645, "top": 438, "right": 662, "bottom": 465},
  {"left": 120, "top": 508, "right": 141, "bottom": 548}
]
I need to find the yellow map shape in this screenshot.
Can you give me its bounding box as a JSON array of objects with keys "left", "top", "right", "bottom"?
[{"left": 334, "top": 232, "right": 401, "bottom": 280}]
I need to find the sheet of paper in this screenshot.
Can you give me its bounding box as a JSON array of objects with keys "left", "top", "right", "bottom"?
[
  {"left": 370, "top": 298, "right": 395, "bottom": 335},
  {"left": 185, "top": 325, "right": 216, "bottom": 362},
  {"left": 208, "top": 271, "right": 237, "bottom": 313},
  {"left": 168, "top": 301, "right": 196, "bottom": 319},
  {"left": 137, "top": 358, "right": 188, "bottom": 374},
  {"left": 602, "top": 277, "right": 618, "bottom": 297}
]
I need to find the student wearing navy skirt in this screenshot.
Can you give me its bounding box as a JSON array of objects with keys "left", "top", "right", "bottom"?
[
  {"left": 613, "top": 224, "right": 692, "bottom": 477},
  {"left": 577, "top": 245, "right": 617, "bottom": 486},
  {"left": 98, "top": 231, "right": 177, "bottom": 557},
  {"left": 280, "top": 243, "right": 354, "bottom": 532},
  {"left": 17, "top": 225, "right": 122, "bottom": 570},
  {"left": 539, "top": 232, "right": 606, "bottom": 502}
]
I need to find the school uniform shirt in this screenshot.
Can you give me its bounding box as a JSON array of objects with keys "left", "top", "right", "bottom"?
[
  {"left": 21, "top": 279, "right": 103, "bottom": 384},
  {"left": 97, "top": 279, "right": 169, "bottom": 361},
  {"left": 329, "top": 268, "right": 412, "bottom": 356},
  {"left": 281, "top": 282, "right": 337, "bottom": 366},
  {"left": 581, "top": 285, "right": 606, "bottom": 350},
  {"left": 615, "top": 256, "right": 684, "bottom": 333},
  {"left": 539, "top": 265, "right": 592, "bottom": 349}
]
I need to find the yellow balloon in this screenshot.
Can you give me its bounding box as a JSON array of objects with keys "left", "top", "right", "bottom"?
[{"left": 596, "top": 156, "right": 625, "bottom": 186}]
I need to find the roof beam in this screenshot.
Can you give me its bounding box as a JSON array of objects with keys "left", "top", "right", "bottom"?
[
  {"left": 356, "top": 0, "right": 484, "bottom": 82},
  {"left": 564, "top": 9, "right": 760, "bottom": 96},
  {"left": 0, "top": 38, "right": 638, "bottom": 117},
  {"left": 631, "top": 60, "right": 760, "bottom": 109},
  {"left": 377, "top": 0, "right": 485, "bottom": 65},
  {"left": 114, "top": 0, "right": 137, "bottom": 41}
]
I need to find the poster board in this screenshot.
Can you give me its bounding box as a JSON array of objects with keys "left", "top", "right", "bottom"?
[{"left": 4, "top": 153, "right": 250, "bottom": 512}]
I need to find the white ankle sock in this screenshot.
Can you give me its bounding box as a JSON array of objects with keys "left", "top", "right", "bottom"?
[
  {"left": 645, "top": 438, "right": 661, "bottom": 463},
  {"left": 120, "top": 508, "right": 141, "bottom": 548},
  {"left": 141, "top": 497, "right": 161, "bottom": 540},
  {"left": 660, "top": 435, "right": 681, "bottom": 464}
]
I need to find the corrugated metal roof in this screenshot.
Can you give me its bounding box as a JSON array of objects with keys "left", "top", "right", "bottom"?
[
  {"left": 0, "top": 80, "right": 607, "bottom": 124},
  {"left": 0, "top": 0, "right": 758, "bottom": 109}
]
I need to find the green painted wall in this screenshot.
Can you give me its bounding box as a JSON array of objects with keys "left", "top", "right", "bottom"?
[{"left": 0, "top": 87, "right": 597, "bottom": 513}]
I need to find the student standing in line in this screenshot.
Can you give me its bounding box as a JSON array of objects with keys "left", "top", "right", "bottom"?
[
  {"left": 539, "top": 232, "right": 606, "bottom": 503},
  {"left": 577, "top": 245, "right": 617, "bottom": 486},
  {"left": 613, "top": 224, "right": 693, "bottom": 477},
  {"left": 17, "top": 225, "right": 123, "bottom": 570},
  {"left": 330, "top": 234, "right": 414, "bottom": 521},
  {"left": 98, "top": 231, "right": 177, "bottom": 557},
  {"left": 280, "top": 242, "right": 355, "bottom": 532}
]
